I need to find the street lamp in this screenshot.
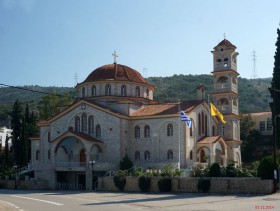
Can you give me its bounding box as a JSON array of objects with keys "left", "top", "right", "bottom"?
[
  {"left": 14, "top": 164, "right": 17, "bottom": 189},
  {"left": 89, "top": 160, "right": 95, "bottom": 190}
]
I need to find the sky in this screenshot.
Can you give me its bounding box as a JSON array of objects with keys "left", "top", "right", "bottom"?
[{"left": 0, "top": 0, "right": 279, "bottom": 87}]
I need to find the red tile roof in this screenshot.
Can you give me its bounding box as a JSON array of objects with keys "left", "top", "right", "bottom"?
[
  {"left": 81, "top": 63, "right": 154, "bottom": 87},
  {"left": 51, "top": 130, "right": 104, "bottom": 144},
  {"left": 214, "top": 39, "right": 236, "bottom": 49},
  {"left": 197, "top": 136, "right": 222, "bottom": 144},
  {"left": 131, "top": 100, "right": 204, "bottom": 117}
]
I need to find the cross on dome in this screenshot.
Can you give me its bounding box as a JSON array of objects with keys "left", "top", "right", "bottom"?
[{"left": 112, "top": 50, "right": 118, "bottom": 64}]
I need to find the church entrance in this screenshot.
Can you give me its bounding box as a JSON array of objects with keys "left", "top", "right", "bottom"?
[{"left": 56, "top": 171, "right": 86, "bottom": 190}]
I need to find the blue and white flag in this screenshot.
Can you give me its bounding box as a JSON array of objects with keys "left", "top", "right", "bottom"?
[{"left": 180, "top": 111, "right": 192, "bottom": 128}]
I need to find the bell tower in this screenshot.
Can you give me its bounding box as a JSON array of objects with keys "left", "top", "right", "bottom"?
[{"left": 211, "top": 38, "right": 242, "bottom": 165}]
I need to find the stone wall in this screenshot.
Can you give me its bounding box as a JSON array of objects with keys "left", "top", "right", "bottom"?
[
  {"left": 0, "top": 179, "right": 50, "bottom": 190},
  {"left": 97, "top": 176, "right": 274, "bottom": 194}
]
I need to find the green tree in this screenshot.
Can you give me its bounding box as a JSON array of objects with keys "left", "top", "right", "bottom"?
[
  {"left": 38, "top": 92, "right": 73, "bottom": 120},
  {"left": 269, "top": 27, "right": 280, "bottom": 147},
  {"left": 119, "top": 154, "right": 133, "bottom": 171},
  {"left": 10, "top": 100, "right": 22, "bottom": 166},
  {"left": 240, "top": 113, "right": 255, "bottom": 140}
]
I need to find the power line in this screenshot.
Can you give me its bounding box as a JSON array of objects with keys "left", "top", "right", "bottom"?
[{"left": 0, "top": 83, "right": 74, "bottom": 98}]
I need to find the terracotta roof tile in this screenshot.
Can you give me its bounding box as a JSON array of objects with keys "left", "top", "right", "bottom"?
[
  {"left": 81, "top": 63, "right": 154, "bottom": 88},
  {"left": 131, "top": 100, "right": 204, "bottom": 117},
  {"left": 214, "top": 39, "right": 236, "bottom": 49},
  {"left": 197, "top": 136, "right": 222, "bottom": 144}
]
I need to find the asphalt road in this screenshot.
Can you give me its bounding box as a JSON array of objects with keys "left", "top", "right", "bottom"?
[{"left": 0, "top": 189, "right": 279, "bottom": 211}]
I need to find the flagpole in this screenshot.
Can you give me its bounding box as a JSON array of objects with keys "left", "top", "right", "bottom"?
[
  {"left": 178, "top": 99, "right": 181, "bottom": 170},
  {"left": 208, "top": 94, "right": 211, "bottom": 137},
  {"left": 178, "top": 99, "right": 181, "bottom": 169}
]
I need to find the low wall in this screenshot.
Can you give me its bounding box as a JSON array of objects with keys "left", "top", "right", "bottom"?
[
  {"left": 0, "top": 179, "right": 50, "bottom": 190},
  {"left": 97, "top": 176, "right": 274, "bottom": 194}
]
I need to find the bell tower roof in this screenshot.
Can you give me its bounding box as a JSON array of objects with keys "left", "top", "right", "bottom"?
[{"left": 214, "top": 39, "right": 237, "bottom": 50}]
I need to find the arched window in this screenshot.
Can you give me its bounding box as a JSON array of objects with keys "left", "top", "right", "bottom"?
[
  {"left": 75, "top": 116, "right": 80, "bottom": 132},
  {"left": 167, "top": 124, "right": 173, "bottom": 136},
  {"left": 200, "top": 149, "right": 206, "bottom": 163},
  {"left": 82, "top": 113, "right": 87, "bottom": 133},
  {"left": 135, "top": 151, "right": 140, "bottom": 160},
  {"left": 135, "top": 126, "right": 140, "bottom": 138},
  {"left": 198, "top": 113, "right": 201, "bottom": 135},
  {"left": 233, "top": 99, "right": 237, "bottom": 106},
  {"left": 205, "top": 115, "right": 208, "bottom": 136},
  {"left": 144, "top": 125, "right": 150, "bottom": 138},
  {"left": 105, "top": 84, "right": 111, "bottom": 95},
  {"left": 217, "top": 76, "right": 228, "bottom": 84},
  {"left": 167, "top": 150, "right": 173, "bottom": 160},
  {"left": 96, "top": 124, "right": 101, "bottom": 138},
  {"left": 121, "top": 85, "right": 127, "bottom": 96},
  {"left": 88, "top": 115, "right": 94, "bottom": 134},
  {"left": 202, "top": 112, "right": 205, "bottom": 134},
  {"left": 232, "top": 77, "right": 237, "bottom": 85},
  {"left": 217, "top": 59, "right": 222, "bottom": 62},
  {"left": 92, "top": 85, "right": 96, "bottom": 96},
  {"left": 82, "top": 87, "right": 86, "bottom": 97},
  {"left": 224, "top": 58, "right": 228, "bottom": 62},
  {"left": 36, "top": 150, "right": 40, "bottom": 161},
  {"left": 146, "top": 89, "right": 149, "bottom": 98},
  {"left": 92, "top": 145, "right": 100, "bottom": 160},
  {"left": 190, "top": 150, "right": 193, "bottom": 160},
  {"left": 135, "top": 86, "right": 140, "bottom": 97},
  {"left": 190, "top": 120, "right": 193, "bottom": 137},
  {"left": 144, "top": 150, "right": 150, "bottom": 160}
]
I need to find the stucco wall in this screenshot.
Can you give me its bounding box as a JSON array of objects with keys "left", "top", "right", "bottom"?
[{"left": 97, "top": 176, "right": 274, "bottom": 194}]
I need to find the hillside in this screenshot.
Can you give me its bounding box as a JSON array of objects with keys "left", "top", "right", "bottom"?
[{"left": 0, "top": 75, "right": 271, "bottom": 124}]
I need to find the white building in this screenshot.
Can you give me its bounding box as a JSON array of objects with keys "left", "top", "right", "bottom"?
[
  {"left": 31, "top": 39, "right": 242, "bottom": 190},
  {"left": 0, "top": 127, "right": 12, "bottom": 150}
]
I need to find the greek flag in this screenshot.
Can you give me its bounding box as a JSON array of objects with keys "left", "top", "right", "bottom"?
[{"left": 180, "top": 111, "right": 192, "bottom": 128}]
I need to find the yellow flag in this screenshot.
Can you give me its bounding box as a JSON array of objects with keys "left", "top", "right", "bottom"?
[{"left": 210, "top": 103, "right": 226, "bottom": 124}]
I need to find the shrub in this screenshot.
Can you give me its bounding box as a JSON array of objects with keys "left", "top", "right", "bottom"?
[
  {"left": 113, "top": 171, "right": 126, "bottom": 191},
  {"left": 226, "top": 164, "right": 238, "bottom": 177},
  {"left": 158, "top": 178, "right": 172, "bottom": 192},
  {"left": 119, "top": 154, "right": 133, "bottom": 172},
  {"left": 257, "top": 156, "right": 274, "bottom": 179},
  {"left": 209, "top": 163, "right": 221, "bottom": 177},
  {"left": 138, "top": 176, "right": 151, "bottom": 192},
  {"left": 197, "top": 178, "right": 211, "bottom": 193}
]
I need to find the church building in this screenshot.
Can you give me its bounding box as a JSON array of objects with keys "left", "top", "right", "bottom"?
[{"left": 31, "top": 39, "right": 242, "bottom": 190}]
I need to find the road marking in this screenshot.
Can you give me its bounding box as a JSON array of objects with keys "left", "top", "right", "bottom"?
[
  {"left": 10, "top": 195, "right": 64, "bottom": 206},
  {"left": 0, "top": 199, "right": 24, "bottom": 210}
]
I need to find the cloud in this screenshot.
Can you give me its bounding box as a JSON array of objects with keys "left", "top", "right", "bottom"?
[{"left": 1, "top": 0, "right": 36, "bottom": 12}]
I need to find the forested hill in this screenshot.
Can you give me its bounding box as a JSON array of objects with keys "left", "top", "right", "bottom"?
[{"left": 0, "top": 75, "right": 271, "bottom": 114}]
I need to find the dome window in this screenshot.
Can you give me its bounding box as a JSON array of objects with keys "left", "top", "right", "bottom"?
[
  {"left": 105, "top": 84, "right": 111, "bottom": 96},
  {"left": 135, "top": 86, "right": 140, "bottom": 97},
  {"left": 92, "top": 85, "right": 96, "bottom": 96},
  {"left": 82, "top": 87, "right": 86, "bottom": 97},
  {"left": 121, "top": 85, "right": 127, "bottom": 96}
]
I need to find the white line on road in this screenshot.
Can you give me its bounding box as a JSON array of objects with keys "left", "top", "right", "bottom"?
[
  {"left": 10, "top": 195, "right": 64, "bottom": 206},
  {"left": 0, "top": 199, "right": 24, "bottom": 210}
]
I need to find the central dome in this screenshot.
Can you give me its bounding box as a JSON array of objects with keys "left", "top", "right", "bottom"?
[{"left": 83, "top": 63, "right": 148, "bottom": 84}]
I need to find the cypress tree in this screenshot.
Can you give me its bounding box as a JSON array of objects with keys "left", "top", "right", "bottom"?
[
  {"left": 10, "top": 100, "right": 22, "bottom": 167},
  {"left": 270, "top": 27, "right": 280, "bottom": 147}
]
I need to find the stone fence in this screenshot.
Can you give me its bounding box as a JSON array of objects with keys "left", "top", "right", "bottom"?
[
  {"left": 0, "top": 179, "right": 49, "bottom": 190},
  {"left": 97, "top": 176, "right": 274, "bottom": 194}
]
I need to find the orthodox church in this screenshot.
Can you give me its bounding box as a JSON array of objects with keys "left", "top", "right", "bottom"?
[{"left": 31, "top": 39, "right": 242, "bottom": 190}]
